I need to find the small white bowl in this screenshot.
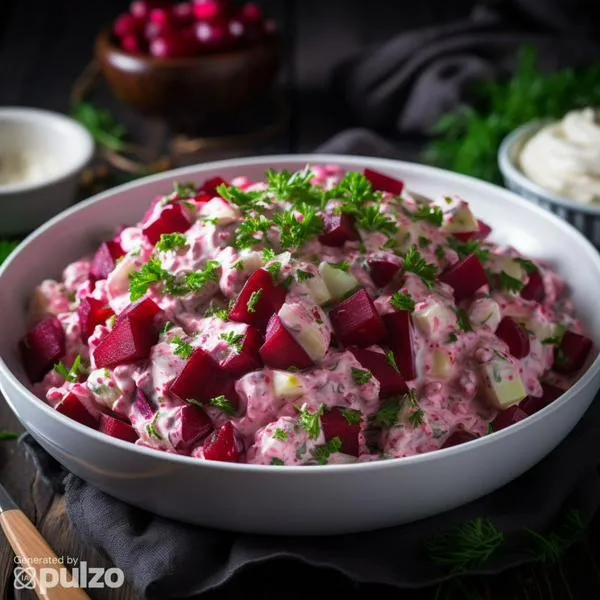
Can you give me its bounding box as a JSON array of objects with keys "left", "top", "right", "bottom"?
[
  {"left": 498, "top": 120, "right": 600, "bottom": 247},
  {"left": 0, "top": 108, "right": 94, "bottom": 236}
]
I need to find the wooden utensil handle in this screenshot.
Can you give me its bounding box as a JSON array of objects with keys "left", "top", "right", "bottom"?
[{"left": 0, "top": 510, "right": 90, "bottom": 599}]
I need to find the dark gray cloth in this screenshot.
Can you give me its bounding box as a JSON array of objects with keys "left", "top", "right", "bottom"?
[
  {"left": 19, "top": 130, "right": 600, "bottom": 600},
  {"left": 332, "top": 4, "right": 600, "bottom": 135}
]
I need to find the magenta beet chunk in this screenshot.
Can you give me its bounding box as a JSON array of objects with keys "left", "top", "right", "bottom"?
[
  {"left": 439, "top": 253, "right": 488, "bottom": 302},
  {"left": 554, "top": 331, "right": 593, "bottom": 374},
  {"left": 363, "top": 168, "right": 404, "bottom": 195},
  {"left": 202, "top": 176, "right": 228, "bottom": 196},
  {"left": 117, "top": 297, "right": 161, "bottom": 325},
  {"left": 56, "top": 393, "right": 98, "bottom": 429},
  {"left": 175, "top": 404, "right": 214, "bottom": 452},
  {"left": 169, "top": 347, "right": 228, "bottom": 403},
  {"left": 203, "top": 422, "right": 243, "bottom": 463},
  {"left": 321, "top": 406, "right": 361, "bottom": 457},
  {"left": 19, "top": 317, "right": 65, "bottom": 382},
  {"left": 367, "top": 258, "right": 401, "bottom": 288},
  {"left": 453, "top": 220, "right": 492, "bottom": 242},
  {"left": 318, "top": 213, "right": 360, "bottom": 247},
  {"left": 221, "top": 326, "right": 262, "bottom": 377},
  {"left": 229, "top": 269, "right": 287, "bottom": 331},
  {"left": 521, "top": 383, "right": 563, "bottom": 416},
  {"left": 90, "top": 240, "right": 125, "bottom": 281},
  {"left": 492, "top": 406, "right": 528, "bottom": 431},
  {"left": 382, "top": 311, "right": 417, "bottom": 380},
  {"left": 329, "top": 289, "right": 386, "bottom": 347},
  {"left": 142, "top": 203, "right": 190, "bottom": 245},
  {"left": 93, "top": 316, "right": 157, "bottom": 368},
  {"left": 495, "top": 317, "right": 530, "bottom": 359},
  {"left": 100, "top": 414, "right": 139, "bottom": 443},
  {"left": 349, "top": 347, "right": 408, "bottom": 398},
  {"left": 441, "top": 430, "right": 479, "bottom": 449},
  {"left": 259, "top": 316, "right": 313, "bottom": 370},
  {"left": 134, "top": 387, "right": 157, "bottom": 419},
  {"left": 78, "top": 297, "right": 114, "bottom": 342},
  {"left": 521, "top": 269, "right": 545, "bottom": 302}
]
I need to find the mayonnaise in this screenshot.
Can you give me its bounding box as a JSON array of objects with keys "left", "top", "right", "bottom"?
[{"left": 519, "top": 108, "right": 600, "bottom": 204}]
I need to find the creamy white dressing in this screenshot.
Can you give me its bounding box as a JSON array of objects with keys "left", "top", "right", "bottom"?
[{"left": 0, "top": 150, "right": 61, "bottom": 187}]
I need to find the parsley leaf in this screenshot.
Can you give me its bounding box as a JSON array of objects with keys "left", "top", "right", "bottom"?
[
  {"left": 234, "top": 214, "right": 272, "bottom": 249},
  {"left": 274, "top": 204, "right": 324, "bottom": 249},
  {"left": 156, "top": 233, "right": 187, "bottom": 252},
  {"left": 298, "top": 404, "right": 323, "bottom": 439},
  {"left": 455, "top": 308, "right": 473, "bottom": 332},
  {"left": 54, "top": 355, "right": 85, "bottom": 383},
  {"left": 515, "top": 258, "right": 537, "bottom": 274},
  {"left": 435, "top": 245, "right": 446, "bottom": 261},
  {"left": 173, "top": 182, "right": 197, "bottom": 199},
  {"left": 374, "top": 400, "right": 401, "bottom": 428},
  {"left": 216, "top": 183, "right": 262, "bottom": 209},
  {"left": 147, "top": 412, "right": 163, "bottom": 440},
  {"left": 391, "top": 291, "right": 416, "bottom": 312},
  {"left": 129, "top": 257, "right": 169, "bottom": 301},
  {"left": 448, "top": 238, "right": 490, "bottom": 262},
  {"left": 220, "top": 331, "right": 245, "bottom": 353},
  {"left": 0, "top": 431, "right": 19, "bottom": 441},
  {"left": 408, "top": 408, "right": 425, "bottom": 428},
  {"left": 171, "top": 336, "right": 194, "bottom": 359},
  {"left": 333, "top": 172, "right": 375, "bottom": 208},
  {"left": 185, "top": 260, "right": 221, "bottom": 292},
  {"left": 412, "top": 205, "right": 443, "bottom": 227},
  {"left": 403, "top": 246, "right": 439, "bottom": 288},
  {"left": 356, "top": 205, "right": 398, "bottom": 235},
  {"left": 262, "top": 248, "right": 277, "bottom": 262},
  {"left": 296, "top": 269, "right": 314, "bottom": 282},
  {"left": 542, "top": 323, "right": 567, "bottom": 346},
  {"left": 271, "top": 457, "right": 285, "bottom": 465},
  {"left": 273, "top": 428, "right": 289, "bottom": 441},
  {"left": 330, "top": 260, "right": 350, "bottom": 272},
  {"left": 447, "top": 332, "right": 458, "bottom": 342},
  {"left": 419, "top": 236, "right": 432, "bottom": 248},
  {"left": 312, "top": 436, "right": 343, "bottom": 465},
  {"left": 266, "top": 168, "right": 317, "bottom": 204},
  {"left": 387, "top": 351, "right": 400, "bottom": 372},
  {"left": 210, "top": 395, "right": 236, "bottom": 416},
  {"left": 340, "top": 408, "right": 362, "bottom": 425},
  {"left": 498, "top": 271, "right": 524, "bottom": 293},
  {"left": 247, "top": 289, "right": 263, "bottom": 313},
  {"left": 352, "top": 368, "right": 373, "bottom": 385}
]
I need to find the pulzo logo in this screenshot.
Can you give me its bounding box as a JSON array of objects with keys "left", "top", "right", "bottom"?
[{"left": 14, "top": 561, "right": 124, "bottom": 593}]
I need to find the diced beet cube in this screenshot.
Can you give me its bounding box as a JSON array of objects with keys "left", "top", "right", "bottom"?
[
  {"left": 202, "top": 176, "right": 228, "bottom": 196},
  {"left": 169, "top": 347, "right": 229, "bottom": 403},
  {"left": 259, "top": 316, "right": 313, "bottom": 370},
  {"left": 142, "top": 203, "right": 190, "bottom": 245},
  {"left": 220, "top": 326, "right": 262, "bottom": 377},
  {"left": 439, "top": 253, "right": 488, "bottom": 302},
  {"left": 520, "top": 383, "right": 563, "bottom": 416},
  {"left": 100, "top": 414, "right": 139, "bottom": 443},
  {"left": 78, "top": 297, "right": 114, "bottom": 342},
  {"left": 553, "top": 330, "right": 593, "bottom": 374},
  {"left": 521, "top": 269, "right": 545, "bottom": 302},
  {"left": 441, "top": 429, "right": 479, "bottom": 448},
  {"left": 134, "top": 387, "right": 157, "bottom": 420},
  {"left": 203, "top": 422, "right": 243, "bottom": 463},
  {"left": 349, "top": 347, "right": 408, "bottom": 398},
  {"left": 19, "top": 317, "right": 65, "bottom": 382},
  {"left": 175, "top": 404, "right": 214, "bottom": 452},
  {"left": 382, "top": 311, "right": 417, "bottom": 381},
  {"left": 363, "top": 168, "right": 404, "bottom": 195},
  {"left": 495, "top": 317, "right": 530, "bottom": 359},
  {"left": 90, "top": 241, "right": 125, "bottom": 281},
  {"left": 318, "top": 213, "right": 360, "bottom": 247},
  {"left": 229, "top": 269, "right": 287, "bottom": 331},
  {"left": 453, "top": 220, "right": 492, "bottom": 242},
  {"left": 320, "top": 406, "right": 361, "bottom": 457},
  {"left": 93, "top": 315, "right": 158, "bottom": 368},
  {"left": 492, "top": 405, "right": 528, "bottom": 431},
  {"left": 117, "top": 297, "right": 161, "bottom": 325},
  {"left": 56, "top": 393, "right": 98, "bottom": 429},
  {"left": 329, "top": 289, "right": 386, "bottom": 347},
  {"left": 367, "top": 258, "right": 401, "bottom": 288}
]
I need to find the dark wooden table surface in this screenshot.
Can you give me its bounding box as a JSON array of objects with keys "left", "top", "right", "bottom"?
[{"left": 2, "top": 0, "right": 600, "bottom": 598}]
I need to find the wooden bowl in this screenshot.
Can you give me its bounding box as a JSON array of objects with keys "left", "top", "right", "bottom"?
[{"left": 95, "top": 30, "right": 281, "bottom": 131}]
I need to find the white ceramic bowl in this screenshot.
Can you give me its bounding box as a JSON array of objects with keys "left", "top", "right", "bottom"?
[
  {"left": 498, "top": 121, "right": 600, "bottom": 247},
  {"left": 1, "top": 155, "right": 600, "bottom": 535},
  {"left": 0, "top": 107, "right": 94, "bottom": 236}
]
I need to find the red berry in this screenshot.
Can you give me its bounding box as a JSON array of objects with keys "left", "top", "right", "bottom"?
[
  {"left": 149, "top": 6, "right": 172, "bottom": 27},
  {"left": 193, "top": 0, "right": 221, "bottom": 21},
  {"left": 114, "top": 13, "right": 141, "bottom": 38},
  {"left": 172, "top": 2, "right": 194, "bottom": 26},
  {"left": 194, "top": 20, "right": 233, "bottom": 52},
  {"left": 121, "top": 34, "right": 145, "bottom": 54},
  {"left": 130, "top": 0, "right": 164, "bottom": 20},
  {"left": 240, "top": 3, "right": 263, "bottom": 23}
]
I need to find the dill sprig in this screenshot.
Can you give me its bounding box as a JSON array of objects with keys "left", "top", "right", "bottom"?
[{"left": 526, "top": 510, "right": 587, "bottom": 563}]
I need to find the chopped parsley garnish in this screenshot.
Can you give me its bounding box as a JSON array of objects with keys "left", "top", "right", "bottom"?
[
  {"left": 448, "top": 238, "right": 490, "bottom": 262},
  {"left": 247, "top": 289, "right": 263, "bottom": 313},
  {"left": 265, "top": 262, "right": 282, "bottom": 278},
  {"left": 408, "top": 408, "right": 425, "bottom": 428},
  {"left": 298, "top": 404, "right": 323, "bottom": 439},
  {"left": 129, "top": 257, "right": 169, "bottom": 301},
  {"left": 273, "top": 428, "right": 289, "bottom": 441},
  {"left": 447, "top": 332, "right": 458, "bottom": 343},
  {"left": 185, "top": 260, "right": 221, "bottom": 292},
  {"left": 156, "top": 233, "right": 187, "bottom": 252},
  {"left": 542, "top": 324, "right": 567, "bottom": 347},
  {"left": 487, "top": 423, "right": 494, "bottom": 434},
  {"left": 171, "top": 336, "right": 194, "bottom": 359},
  {"left": 0, "top": 431, "right": 19, "bottom": 441},
  {"left": 210, "top": 395, "right": 236, "bottom": 416},
  {"left": 498, "top": 271, "right": 524, "bottom": 293},
  {"left": 216, "top": 183, "right": 262, "bottom": 209},
  {"left": 54, "top": 354, "right": 85, "bottom": 383},
  {"left": 455, "top": 308, "right": 473, "bottom": 332},
  {"left": 161, "top": 321, "right": 175, "bottom": 334},
  {"left": 340, "top": 408, "right": 362, "bottom": 425},
  {"left": 271, "top": 457, "right": 285, "bottom": 465},
  {"left": 146, "top": 413, "right": 162, "bottom": 440},
  {"left": 266, "top": 168, "right": 316, "bottom": 203},
  {"left": 418, "top": 236, "right": 432, "bottom": 248},
  {"left": 333, "top": 172, "right": 375, "bottom": 207},
  {"left": 374, "top": 400, "right": 401, "bottom": 428},
  {"left": 330, "top": 260, "right": 350, "bottom": 272},
  {"left": 204, "top": 304, "right": 229, "bottom": 320},
  {"left": 233, "top": 214, "right": 271, "bottom": 249},
  {"left": 262, "top": 248, "right": 276, "bottom": 262},
  {"left": 173, "top": 181, "right": 197, "bottom": 199},
  {"left": 352, "top": 368, "right": 373, "bottom": 385},
  {"left": 355, "top": 205, "right": 398, "bottom": 235},
  {"left": 233, "top": 260, "right": 245, "bottom": 271},
  {"left": 515, "top": 258, "right": 537, "bottom": 274},
  {"left": 296, "top": 269, "right": 314, "bottom": 282},
  {"left": 391, "top": 291, "right": 415, "bottom": 312},
  {"left": 435, "top": 245, "right": 446, "bottom": 261},
  {"left": 312, "top": 436, "right": 342, "bottom": 465},
  {"left": 412, "top": 205, "right": 443, "bottom": 227},
  {"left": 220, "top": 331, "right": 244, "bottom": 353},
  {"left": 384, "top": 238, "right": 399, "bottom": 251},
  {"left": 387, "top": 351, "right": 400, "bottom": 372},
  {"left": 274, "top": 204, "right": 324, "bottom": 249},
  {"left": 403, "top": 246, "right": 438, "bottom": 288}
]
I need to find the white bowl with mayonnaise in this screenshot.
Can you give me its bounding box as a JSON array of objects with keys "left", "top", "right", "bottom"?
[
  {"left": 0, "top": 108, "right": 94, "bottom": 236},
  {"left": 499, "top": 108, "right": 600, "bottom": 246}
]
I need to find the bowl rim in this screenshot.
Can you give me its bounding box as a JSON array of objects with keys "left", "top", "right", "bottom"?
[
  {"left": 96, "top": 28, "right": 280, "bottom": 68},
  {"left": 0, "top": 107, "right": 95, "bottom": 195},
  {"left": 498, "top": 119, "right": 600, "bottom": 216},
  {"left": 2, "top": 153, "right": 600, "bottom": 474}
]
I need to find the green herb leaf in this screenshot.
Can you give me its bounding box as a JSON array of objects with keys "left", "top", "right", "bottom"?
[
  {"left": 72, "top": 102, "right": 127, "bottom": 152},
  {"left": 0, "top": 431, "right": 19, "bottom": 441},
  {"left": 171, "top": 336, "right": 194, "bottom": 359},
  {"left": 330, "top": 260, "right": 350, "bottom": 272},
  {"left": 0, "top": 240, "right": 19, "bottom": 265},
  {"left": 515, "top": 258, "right": 537, "bottom": 274},
  {"left": 296, "top": 269, "right": 314, "bottom": 282},
  {"left": 356, "top": 205, "right": 398, "bottom": 235},
  {"left": 274, "top": 204, "right": 324, "bottom": 249},
  {"left": 418, "top": 236, "right": 432, "bottom": 249},
  {"left": 351, "top": 368, "right": 372, "bottom": 385},
  {"left": 447, "top": 238, "right": 490, "bottom": 263},
  {"left": 156, "top": 233, "right": 187, "bottom": 252},
  {"left": 210, "top": 395, "right": 236, "bottom": 416},
  {"left": 312, "top": 436, "right": 343, "bottom": 465},
  {"left": 273, "top": 428, "right": 289, "bottom": 441},
  {"left": 53, "top": 355, "right": 85, "bottom": 383},
  {"left": 498, "top": 271, "right": 524, "bottom": 293},
  {"left": 184, "top": 260, "right": 221, "bottom": 292},
  {"left": 147, "top": 412, "right": 163, "bottom": 440},
  {"left": 455, "top": 308, "right": 473, "bottom": 332},
  {"left": 412, "top": 205, "right": 443, "bottom": 227},
  {"left": 129, "top": 257, "right": 169, "bottom": 301},
  {"left": 220, "top": 331, "right": 244, "bottom": 353},
  {"left": 173, "top": 182, "right": 197, "bottom": 199},
  {"left": 233, "top": 214, "right": 272, "bottom": 249},
  {"left": 403, "top": 246, "right": 438, "bottom": 288},
  {"left": 387, "top": 351, "right": 400, "bottom": 373},
  {"left": 408, "top": 408, "right": 425, "bottom": 428},
  {"left": 216, "top": 183, "right": 262, "bottom": 209},
  {"left": 447, "top": 332, "right": 458, "bottom": 343},
  {"left": 247, "top": 289, "right": 263, "bottom": 313},
  {"left": 374, "top": 400, "right": 400, "bottom": 428},
  {"left": 340, "top": 408, "right": 362, "bottom": 425},
  {"left": 391, "top": 291, "right": 415, "bottom": 312},
  {"left": 271, "top": 457, "right": 285, "bottom": 465},
  {"left": 298, "top": 404, "right": 323, "bottom": 439}
]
